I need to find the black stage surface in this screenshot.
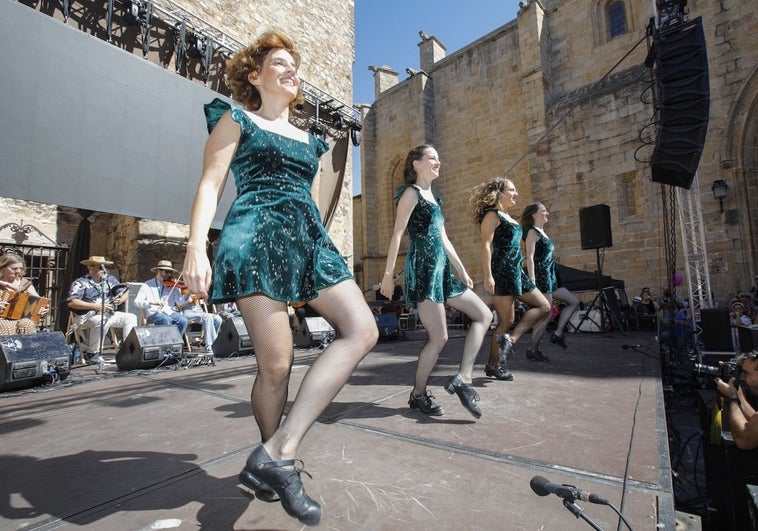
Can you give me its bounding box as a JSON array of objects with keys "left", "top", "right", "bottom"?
[{"left": 0, "top": 328, "right": 698, "bottom": 530}]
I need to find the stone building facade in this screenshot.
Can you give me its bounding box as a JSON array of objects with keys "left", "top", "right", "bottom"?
[
  {"left": 1, "top": 0, "right": 356, "bottom": 331},
  {"left": 357, "top": 0, "right": 758, "bottom": 307}
]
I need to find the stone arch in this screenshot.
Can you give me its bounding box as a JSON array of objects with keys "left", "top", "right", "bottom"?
[
  {"left": 722, "top": 65, "right": 758, "bottom": 275},
  {"left": 591, "top": 0, "right": 637, "bottom": 47}
]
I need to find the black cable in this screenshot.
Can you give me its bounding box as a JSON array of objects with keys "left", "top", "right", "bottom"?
[{"left": 504, "top": 34, "right": 647, "bottom": 175}]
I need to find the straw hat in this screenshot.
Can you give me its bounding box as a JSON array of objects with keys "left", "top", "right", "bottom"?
[
  {"left": 151, "top": 260, "right": 178, "bottom": 272},
  {"left": 80, "top": 255, "right": 114, "bottom": 266}
]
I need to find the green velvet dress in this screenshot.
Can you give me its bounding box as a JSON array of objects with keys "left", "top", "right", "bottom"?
[
  {"left": 524, "top": 226, "right": 557, "bottom": 293},
  {"left": 204, "top": 98, "right": 352, "bottom": 304},
  {"left": 484, "top": 208, "right": 535, "bottom": 296},
  {"left": 397, "top": 184, "right": 466, "bottom": 305}
]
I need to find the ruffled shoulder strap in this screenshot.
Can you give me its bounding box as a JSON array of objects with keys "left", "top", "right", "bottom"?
[
  {"left": 479, "top": 206, "right": 499, "bottom": 224},
  {"left": 521, "top": 223, "right": 535, "bottom": 242},
  {"left": 203, "top": 98, "right": 233, "bottom": 134},
  {"left": 394, "top": 183, "right": 416, "bottom": 205},
  {"left": 312, "top": 135, "right": 330, "bottom": 158}
]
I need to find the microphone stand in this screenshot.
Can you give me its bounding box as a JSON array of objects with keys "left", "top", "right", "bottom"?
[
  {"left": 563, "top": 498, "right": 604, "bottom": 530},
  {"left": 97, "top": 265, "right": 108, "bottom": 372}
]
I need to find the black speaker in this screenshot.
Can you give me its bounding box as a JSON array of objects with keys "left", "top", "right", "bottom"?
[
  {"left": 700, "top": 308, "right": 733, "bottom": 352},
  {"left": 737, "top": 326, "right": 758, "bottom": 353},
  {"left": 579, "top": 204, "right": 612, "bottom": 250},
  {"left": 0, "top": 332, "right": 70, "bottom": 391},
  {"left": 650, "top": 17, "right": 709, "bottom": 189},
  {"left": 375, "top": 313, "right": 400, "bottom": 339},
  {"left": 116, "top": 326, "right": 183, "bottom": 370},
  {"left": 294, "top": 317, "right": 336, "bottom": 348},
  {"left": 212, "top": 316, "right": 253, "bottom": 357}
]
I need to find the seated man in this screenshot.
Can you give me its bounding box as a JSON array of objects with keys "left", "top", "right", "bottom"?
[
  {"left": 134, "top": 260, "right": 188, "bottom": 336},
  {"left": 66, "top": 255, "right": 137, "bottom": 362},
  {"left": 716, "top": 351, "right": 758, "bottom": 450},
  {"left": 182, "top": 296, "right": 222, "bottom": 353}
]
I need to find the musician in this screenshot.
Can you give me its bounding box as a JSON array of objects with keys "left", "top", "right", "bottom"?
[
  {"left": 0, "top": 253, "right": 50, "bottom": 335},
  {"left": 65, "top": 255, "right": 137, "bottom": 361},
  {"left": 133, "top": 260, "right": 189, "bottom": 335}
]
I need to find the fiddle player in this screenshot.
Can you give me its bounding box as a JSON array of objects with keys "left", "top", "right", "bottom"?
[
  {"left": 133, "top": 260, "right": 189, "bottom": 336},
  {"left": 66, "top": 255, "right": 137, "bottom": 362},
  {"left": 0, "top": 252, "right": 50, "bottom": 335}
]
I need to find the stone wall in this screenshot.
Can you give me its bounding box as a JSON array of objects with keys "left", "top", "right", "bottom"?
[{"left": 358, "top": 0, "right": 758, "bottom": 305}]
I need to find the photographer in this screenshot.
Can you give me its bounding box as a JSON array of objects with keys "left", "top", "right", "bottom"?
[{"left": 715, "top": 350, "right": 758, "bottom": 450}]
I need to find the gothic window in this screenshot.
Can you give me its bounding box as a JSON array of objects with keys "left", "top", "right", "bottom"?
[
  {"left": 617, "top": 172, "right": 638, "bottom": 220},
  {"left": 607, "top": 1, "right": 628, "bottom": 39}
]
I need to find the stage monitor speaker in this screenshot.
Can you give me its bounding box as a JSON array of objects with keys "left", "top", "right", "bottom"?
[
  {"left": 579, "top": 204, "right": 612, "bottom": 250},
  {"left": 116, "top": 326, "right": 183, "bottom": 370},
  {"left": 700, "top": 308, "right": 733, "bottom": 352},
  {"left": 650, "top": 17, "right": 709, "bottom": 189},
  {"left": 212, "top": 316, "right": 253, "bottom": 357},
  {"left": 294, "top": 317, "right": 336, "bottom": 348},
  {"left": 0, "top": 331, "right": 70, "bottom": 391},
  {"left": 375, "top": 313, "right": 400, "bottom": 339}
]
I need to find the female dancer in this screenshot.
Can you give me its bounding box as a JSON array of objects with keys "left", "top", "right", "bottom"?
[
  {"left": 0, "top": 253, "right": 49, "bottom": 335},
  {"left": 521, "top": 202, "right": 579, "bottom": 355},
  {"left": 471, "top": 178, "right": 550, "bottom": 378},
  {"left": 381, "top": 145, "right": 491, "bottom": 419},
  {"left": 183, "top": 31, "right": 378, "bottom": 526}
]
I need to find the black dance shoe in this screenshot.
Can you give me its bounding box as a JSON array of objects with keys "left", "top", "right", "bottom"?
[
  {"left": 241, "top": 444, "right": 322, "bottom": 526},
  {"left": 485, "top": 364, "right": 514, "bottom": 381},
  {"left": 408, "top": 390, "right": 444, "bottom": 416},
  {"left": 550, "top": 333, "right": 568, "bottom": 349},
  {"left": 239, "top": 466, "right": 279, "bottom": 502},
  {"left": 526, "top": 348, "right": 550, "bottom": 362},
  {"left": 496, "top": 333, "right": 514, "bottom": 365},
  {"left": 444, "top": 374, "right": 482, "bottom": 418}
]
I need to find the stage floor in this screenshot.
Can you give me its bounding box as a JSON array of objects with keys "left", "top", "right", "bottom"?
[{"left": 0, "top": 327, "right": 694, "bottom": 530}]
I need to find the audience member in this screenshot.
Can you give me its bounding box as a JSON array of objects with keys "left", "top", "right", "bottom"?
[{"left": 640, "top": 287, "right": 659, "bottom": 314}]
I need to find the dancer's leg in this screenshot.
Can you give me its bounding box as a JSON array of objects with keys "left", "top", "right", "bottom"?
[{"left": 446, "top": 290, "right": 491, "bottom": 382}]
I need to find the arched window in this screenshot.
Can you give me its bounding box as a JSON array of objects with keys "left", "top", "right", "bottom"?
[{"left": 607, "top": 1, "right": 628, "bottom": 39}]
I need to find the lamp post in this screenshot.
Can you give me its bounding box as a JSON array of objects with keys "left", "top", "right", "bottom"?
[{"left": 711, "top": 179, "right": 728, "bottom": 212}]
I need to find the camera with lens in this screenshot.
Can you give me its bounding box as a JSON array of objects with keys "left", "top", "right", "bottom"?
[{"left": 693, "top": 360, "right": 741, "bottom": 382}]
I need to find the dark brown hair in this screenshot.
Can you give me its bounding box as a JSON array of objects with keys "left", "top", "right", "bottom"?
[{"left": 403, "top": 145, "right": 434, "bottom": 184}]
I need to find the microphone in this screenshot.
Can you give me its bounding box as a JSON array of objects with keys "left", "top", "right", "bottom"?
[
  {"left": 622, "top": 344, "right": 641, "bottom": 350},
  {"left": 530, "top": 475, "right": 608, "bottom": 505}
]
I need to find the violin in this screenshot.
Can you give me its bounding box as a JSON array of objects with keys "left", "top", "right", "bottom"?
[
  {"left": 163, "top": 278, "right": 199, "bottom": 304},
  {"left": 163, "top": 279, "right": 189, "bottom": 293}
]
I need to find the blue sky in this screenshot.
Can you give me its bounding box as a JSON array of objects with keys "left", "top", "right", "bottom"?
[{"left": 351, "top": 0, "right": 523, "bottom": 195}]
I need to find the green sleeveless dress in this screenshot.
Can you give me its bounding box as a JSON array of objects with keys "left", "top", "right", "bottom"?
[
  {"left": 524, "top": 226, "right": 557, "bottom": 293},
  {"left": 397, "top": 184, "right": 466, "bottom": 305},
  {"left": 484, "top": 208, "right": 535, "bottom": 296},
  {"left": 204, "top": 98, "right": 352, "bottom": 304}
]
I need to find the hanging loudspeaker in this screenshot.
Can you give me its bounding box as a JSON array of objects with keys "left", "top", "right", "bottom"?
[
  {"left": 650, "top": 17, "right": 710, "bottom": 189},
  {"left": 579, "top": 204, "right": 612, "bottom": 250}
]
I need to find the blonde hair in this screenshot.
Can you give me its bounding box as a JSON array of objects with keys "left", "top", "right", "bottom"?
[
  {"left": 0, "top": 253, "right": 25, "bottom": 275},
  {"left": 470, "top": 177, "right": 514, "bottom": 222}
]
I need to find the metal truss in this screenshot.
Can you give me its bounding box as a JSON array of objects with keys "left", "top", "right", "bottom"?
[{"left": 676, "top": 172, "right": 713, "bottom": 331}]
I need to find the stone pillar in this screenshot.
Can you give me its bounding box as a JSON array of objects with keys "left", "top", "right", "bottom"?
[{"left": 368, "top": 65, "right": 399, "bottom": 99}]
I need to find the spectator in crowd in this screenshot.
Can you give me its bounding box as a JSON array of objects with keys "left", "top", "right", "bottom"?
[
  {"left": 640, "top": 287, "right": 659, "bottom": 315},
  {"left": 715, "top": 351, "right": 758, "bottom": 450}
]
